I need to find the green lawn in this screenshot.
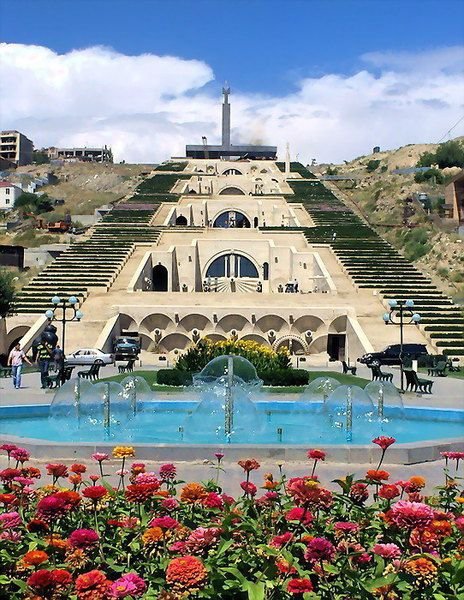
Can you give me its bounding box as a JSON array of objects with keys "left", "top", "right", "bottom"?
[{"left": 100, "top": 369, "right": 371, "bottom": 393}]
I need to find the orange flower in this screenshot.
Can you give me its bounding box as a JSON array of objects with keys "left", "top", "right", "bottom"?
[
  {"left": 404, "top": 557, "right": 438, "bottom": 587},
  {"left": 366, "top": 470, "right": 390, "bottom": 483},
  {"left": 112, "top": 446, "right": 135, "bottom": 459},
  {"left": 23, "top": 550, "right": 49, "bottom": 566},
  {"left": 45, "top": 534, "right": 69, "bottom": 551},
  {"left": 142, "top": 526, "right": 165, "bottom": 545},
  {"left": 429, "top": 519, "right": 452, "bottom": 538},
  {"left": 409, "top": 476, "right": 426, "bottom": 490},
  {"left": 166, "top": 555, "right": 208, "bottom": 591},
  {"left": 180, "top": 483, "right": 207, "bottom": 504},
  {"left": 238, "top": 459, "right": 260, "bottom": 473}
]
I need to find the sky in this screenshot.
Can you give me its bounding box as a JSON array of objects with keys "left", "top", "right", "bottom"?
[{"left": 0, "top": 0, "right": 463, "bottom": 163}]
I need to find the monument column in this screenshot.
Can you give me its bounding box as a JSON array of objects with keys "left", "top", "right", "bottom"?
[{"left": 222, "top": 85, "right": 231, "bottom": 148}]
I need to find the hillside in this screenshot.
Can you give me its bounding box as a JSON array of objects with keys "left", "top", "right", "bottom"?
[{"left": 320, "top": 139, "right": 464, "bottom": 303}]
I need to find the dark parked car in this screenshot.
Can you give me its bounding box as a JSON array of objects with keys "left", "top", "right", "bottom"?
[{"left": 358, "top": 344, "right": 428, "bottom": 366}]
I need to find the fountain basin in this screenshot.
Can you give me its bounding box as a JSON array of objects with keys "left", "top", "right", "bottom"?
[{"left": 1, "top": 402, "right": 462, "bottom": 464}]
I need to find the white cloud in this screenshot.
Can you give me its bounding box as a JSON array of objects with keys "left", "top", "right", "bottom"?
[{"left": 1, "top": 43, "right": 463, "bottom": 163}]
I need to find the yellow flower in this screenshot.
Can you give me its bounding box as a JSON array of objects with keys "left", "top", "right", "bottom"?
[
  {"left": 112, "top": 446, "right": 135, "bottom": 459},
  {"left": 404, "top": 557, "right": 438, "bottom": 587}
]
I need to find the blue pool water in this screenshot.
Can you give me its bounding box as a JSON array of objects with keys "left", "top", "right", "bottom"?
[{"left": 0, "top": 402, "right": 462, "bottom": 445}]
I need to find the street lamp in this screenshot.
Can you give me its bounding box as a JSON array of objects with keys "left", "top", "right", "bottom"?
[
  {"left": 45, "top": 295, "right": 84, "bottom": 355},
  {"left": 382, "top": 299, "right": 421, "bottom": 392}
]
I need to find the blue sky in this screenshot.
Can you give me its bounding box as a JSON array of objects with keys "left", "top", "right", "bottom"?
[
  {"left": 1, "top": 0, "right": 463, "bottom": 162},
  {"left": 1, "top": 0, "right": 463, "bottom": 96}
]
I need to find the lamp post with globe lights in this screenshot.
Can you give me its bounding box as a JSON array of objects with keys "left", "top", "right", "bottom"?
[
  {"left": 45, "top": 295, "right": 84, "bottom": 356},
  {"left": 382, "top": 299, "right": 421, "bottom": 393}
]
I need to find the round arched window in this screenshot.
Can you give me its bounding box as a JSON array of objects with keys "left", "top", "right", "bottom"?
[
  {"left": 213, "top": 211, "right": 251, "bottom": 228},
  {"left": 206, "top": 254, "right": 259, "bottom": 279}
]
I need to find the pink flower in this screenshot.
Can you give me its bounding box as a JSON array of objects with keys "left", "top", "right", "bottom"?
[
  {"left": 441, "top": 451, "right": 464, "bottom": 462},
  {"left": 185, "top": 527, "right": 221, "bottom": 554},
  {"left": 202, "top": 492, "right": 224, "bottom": 509},
  {"left": 0, "top": 511, "right": 22, "bottom": 529},
  {"left": 372, "top": 436, "right": 396, "bottom": 450},
  {"left": 285, "top": 507, "right": 313, "bottom": 526},
  {"left": 455, "top": 516, "right": 464, "bottom": 532},
  {"left": 304, "top": 537, "right": 336, "bottom": 564},
  {"left": 91, "top": 453, "right": 110, "bottom": 462},
  {"left": 215, "top": 452, "right": 224, "bottom": 461},
  {"left": 372, "top": 543, "right": 402, "bottom": 559},
  {"left": 0, "top": 444, "right": 18, "bottom": 455},
  {"left": 109, "top": 573, "right": 146, "bottom": 598},
  {"left": 68, "top": 528, "right": 100, "bottom": 549},
  {"left": 10, "top": 448, "right": 30, "bottom": 463},
  {"left": 389, "top": 500, "right": 434, "bottom": 529},
  {"left": 221, "top": 493, "right": 235, "bottom": 505},
  {"left": 13, "top": 476, "right": 33, "bottom": 487},
  {"left": 0, "top": 529, "right": 22, "bottom": 542},
  {"left": 161, "top": 497, "right": 179, "bottom": 511},
  {"left": 270, "top": 532, "right": 293, "bottom": 548},
  {"left": 334, "top": 521, "right": 359, "bottom": 533},
  {"left": 149, "top": 516, "right": 179, "bottom": 530},
  {"left": 307, "top": 449, "right": 326, "bottom": 461},
  {"left": 159, "top": 463, "right": 177, "bottom": 481},
  {"left": 89, "top": 475, "right": 100, "bottom": 483},
  {"left": 115, "top": 469, "right": 129, "bottom": 477},
  {"left": 135, "top": 472, "right": 160, "bottom": 486}
]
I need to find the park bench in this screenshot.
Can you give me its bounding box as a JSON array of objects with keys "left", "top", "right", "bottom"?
[
  {"left": 341, "top": 360, "right": 357, "bottom": 376},
  {"left": 118, "top": 358, "right": 136, "bottom": 374},
  {"left": 78, "top": 359, "right": 104, "bottom": 381},
  {"left": 427, "top": 360, "right": 447, "bottom": 377},
  {"left": 370, "top": 364, "right": 393, "bottom": 382},
  {"left": 404, "top": 369, "right": 433, "bottom": 394},
  {"left": 0, "top": 367, "right": 12, "bottom": 378},
  {"left": 45, "top": 366, "right": 75, "bottom": 388}
]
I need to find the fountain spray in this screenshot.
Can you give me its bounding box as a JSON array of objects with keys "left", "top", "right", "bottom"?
[
  {"left": 103, "top": 382, "right": 111, "bottom": 436},
  {"left": 346, "top": 385, "right": 353, "bottom": 442},
  {"left": 224, "top": 356, "right": 234, "bottom": 442}
]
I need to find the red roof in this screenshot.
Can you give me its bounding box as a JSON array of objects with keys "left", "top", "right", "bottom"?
[{"left": 0, "top": 180, "right": 19, "bottom": 188}]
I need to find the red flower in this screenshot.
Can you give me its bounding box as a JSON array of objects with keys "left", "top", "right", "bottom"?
[
  {"left": 349, "top": 483, "right": 369, "bottom": 503},
  {"left": 70, "top": 463, "right": 87, "bottom": 474},
  {"left": 202, "top": 491, "right": 224, "bottom": 509},
  {"left": 28, "top": 569, "right": 53, "bottom": 590},
  {"left": 10, "top": 447, "right": 30, "bottom": 463},
  {"left": 46, "top": 463, "right": 69, "bottom": 479},
  {"left": 238, "top": 458, "right": 260, "bottom": 473},
  {"left": 285, "top": 506, "right": 313, "bottom": 526},
  {"left": 159, "top": 463, "right": 177, "bottom": 480},
  {"left": 125, "top": 482, "right": 160, "bottom": 502},
  {"left": 372, "top": 436, "right": 396, "bottom": 450},
  {"left": 240, "top": 481, "right": 257, "bottom": 496},
  {"left": 270, "top": 532, "right": 293, "bottom": 548},
  {"left": 0, "top": 468, "right": 21, "bottom": 482},
  {"left": 82, "top": 486, "right": 107, "bottom": 501},
  {"left": 307, "top": 449, "right": 326, "bottom": 461},
  {"left": 378, "top": 484, "right": 400, "bottom": 500},
  {"left": 366, "top": 469, "right": 390, "bottom": 483},
  {"left": 276, "top": 559, "right": 297, "bottom": 575},
  {"left": 36, "top": 495, "right": 68, "bottom": 521},
  {"left": 389, "top": 500, "right": 434, "bottom": 530},
  {"left": 27, "top": 518, "right": 49, "bottom": 533},
  {"left": 75, "top": 570, "right": 110, "bottom": 600},
  {"left": 149, "top": 516, "right": 179, "bottom": 530},
  {"left": 0, "top": 493, "right": 18, "bottom": 506},
  {"left": 51, "top": 569, "right": 73, "bottom": 586},
  {"left": 304, "top": 537, "right": 336, "bottom": 564},
  {"left": 68, "top": 528, "right": 99, "bottom": 549},
  {"left": 166, "top": 556, "right": 208, "bottom": 591},
  {"left": 287, "top": 578, "right": 313, "bottom": 595}
]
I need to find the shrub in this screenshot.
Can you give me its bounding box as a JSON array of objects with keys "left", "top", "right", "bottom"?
[
  {"left": 366, "top": 159, "right": 380, "bottom": 172},
  {"left": 414, "top": 168, "right": 444, "bottom": 184},
  {"left": 418, "top": 140, "right": 464, "bottom": 169},
  {"left": 176, "top": 338, "right": 290, "bottom": 373},
  {"left": 157, "top": 369, "right": 193, "bottom": 386},
  {"left": 258, "top": 368, "right": 309, "bottom": 386}
]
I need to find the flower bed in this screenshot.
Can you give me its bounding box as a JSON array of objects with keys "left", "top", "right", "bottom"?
[{"left": 0, "top": 440, "right": 463, "bottom": 599}]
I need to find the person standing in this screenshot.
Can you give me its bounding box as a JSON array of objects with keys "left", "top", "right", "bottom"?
[
  {"left": 52, "top": 344, "right": 65, "bottom": 383},
  {"left": 36, "top": 340, "right": 53, "bottom": 389},
  {"left": 8, "top": 343, "right": 32, "bottom": 389}
]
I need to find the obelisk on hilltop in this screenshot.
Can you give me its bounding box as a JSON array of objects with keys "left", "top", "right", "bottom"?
[{"left": 222, "top": 83, "right": 231, "bottom": 148}]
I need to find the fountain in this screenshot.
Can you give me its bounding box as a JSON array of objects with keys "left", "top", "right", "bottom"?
[
  {"left": 324, "top": 385, "right": 377, "bottom": 442},
  {"left": 364, "top": 381, "right": 405, "bottom": 421}
]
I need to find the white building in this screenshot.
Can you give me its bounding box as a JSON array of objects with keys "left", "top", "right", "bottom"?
[{"left": 0, "top": 180, "right": 22, "bottom": 210}]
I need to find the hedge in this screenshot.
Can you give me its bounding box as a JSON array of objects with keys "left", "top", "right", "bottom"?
[
  {"left": 156, "top": 368, "right": 309, "bottom": 387},
  {"left": 157, "top": 369, "right": 193, "bottom": 386}
]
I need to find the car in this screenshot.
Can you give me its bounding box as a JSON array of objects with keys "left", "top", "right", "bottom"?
[
  {"left": 358, "top": 344, "right": 428, "bottom": 366},
  {"left": 65, "top": 348, "right": 114, "bottom": 366}
]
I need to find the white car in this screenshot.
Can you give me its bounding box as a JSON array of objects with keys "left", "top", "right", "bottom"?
[{"left": 65, "top": 349, "right": 114, "bottom": 366}]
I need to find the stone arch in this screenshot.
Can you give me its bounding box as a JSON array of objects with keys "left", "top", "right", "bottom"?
[
  {"left": 329, "top": 315, "right": 347, "bottom": 333},
  {"left": 118, "top": 313, "right": 138, "bottom": 332},
  {"left": 175, "top": 215, "right": 188, "bottom": 225},
  {"left": 139, "top": 333, "right": 154, "bottom": 351},
  {"left": 217, "top": 314, "right": 251, "bottom": 333},
  {"left": 158, "top": 333, "right": 191, "bottom": 352},
  {"left": 273, "top": 334, "right": 309, "bottom": 355},
  {"left": 140, "top": 313, "right": 174, "bottom": 335},
  {"left": 178, "top": 314, "right": 212, "bottom": 332},
  {"left": 292, "top": 315, "right": 325, "bottom": 335},
  {"left": 240, "top": 334, "right": 270, "bottom": 347},
  {"left": 204, "top": 333, "right": 227, "bottom": 343},
  {"left": 204, "top": 251, "right": 260, "bottom": 280},
  {"left": 218, "top": 186, "right": 246, "bottom": 195},
  {"left": 222, "top": 168, "right": 243, "bottom": 175},
  {"left": 212, "top": 210, "right": 251, "bottom": 229},
  {"left": 7, "top": 326, "right": 30, "bottom": 351},
  {"left": 255, "top": 314, "right": 287, "bottom": 333},
  {"left": 309, "top": 334, "right": 329, "bottom": 354}
]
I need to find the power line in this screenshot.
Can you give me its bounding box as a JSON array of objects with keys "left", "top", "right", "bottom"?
[{"left": 437, "top": 114, "right": 464, "bottom": 143}]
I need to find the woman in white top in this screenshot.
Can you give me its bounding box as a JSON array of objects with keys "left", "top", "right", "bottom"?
[{"left": 8, "top": 343, "right": 32, "bottom": 389}]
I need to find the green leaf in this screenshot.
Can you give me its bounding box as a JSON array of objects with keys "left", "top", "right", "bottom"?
[
  {"left": 362, "top": 573, "right": 397, "bottom": 592},
  {"left": 216, "top": 538, "right": 234, "bottom": 557},
  {"left": 245, "top": 581, "right": 265, "bottom": 600}
]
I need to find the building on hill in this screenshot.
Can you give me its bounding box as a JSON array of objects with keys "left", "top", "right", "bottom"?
[
  {"left": 0, "top": 130, "right": 33, "bottom": 166},
  {"left": 0, "top": 180, "right": 22, "bottom": 210},
  {"left": 186, "top": 87, "right": 277, "bottom": 160},
  {"left": 46, "top": 145, "right": 113, "bottom": 163}
]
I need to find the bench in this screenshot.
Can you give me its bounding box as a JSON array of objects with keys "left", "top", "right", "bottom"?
[
  {"left": 427, "top": 360, "right": 447, "bottom": 377},
  {"left": 118, "top": 358, "right": 136, "bottom": 374},
  {"left": 370, "top": 365, "right": 393, "bottom": 382},
  {"left": 404, "top": 369, "right": 433, "bottom": 394},
  {"left": 0, "top": 367, "right": 12, "bottom": 378},
  {"left": 45, "top": 366, "right": 75, "bottom": 388},
  {"left": 78, "top": 360, "right": 104, "bottom": 381},
  {"left": 341, "top": 360, "right": 357, "bottom": 376}
]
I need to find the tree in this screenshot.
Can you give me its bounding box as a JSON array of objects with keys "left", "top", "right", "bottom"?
[
  {"left": 418, "top": 140, "right": 464, "bottom": 169},
  {"left": 15, "top": 192, "right": 53, "bottom": 214},
  {"left": 0, "top": 269, "right": 16, "bottom": 317},
  {"left": 33, "top": 150, "right": 50, "bottom": 165}
]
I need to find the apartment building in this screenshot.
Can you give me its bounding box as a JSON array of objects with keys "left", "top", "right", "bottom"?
[{"left": 0, "top": 130, "right": 34, "bottom": 166}]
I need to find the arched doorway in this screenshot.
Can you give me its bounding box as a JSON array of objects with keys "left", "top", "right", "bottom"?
[
  {"left": 218, "top": 186, "right": 245, "bottom": 195},
  {"left": 213, "top": 211, "right": 251, "bottom": 228},
  {"left": 222, "top": 168, "right": 242, "bottom": 175},
  {"left": 175, "top": 215, "right": 188, "bottom": 225},
  {"left": 152, "top": 264, "right": 168, "bottom": 291},
  {"left": 204, "top": 253, "right": 259, "bottom": 292}
]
